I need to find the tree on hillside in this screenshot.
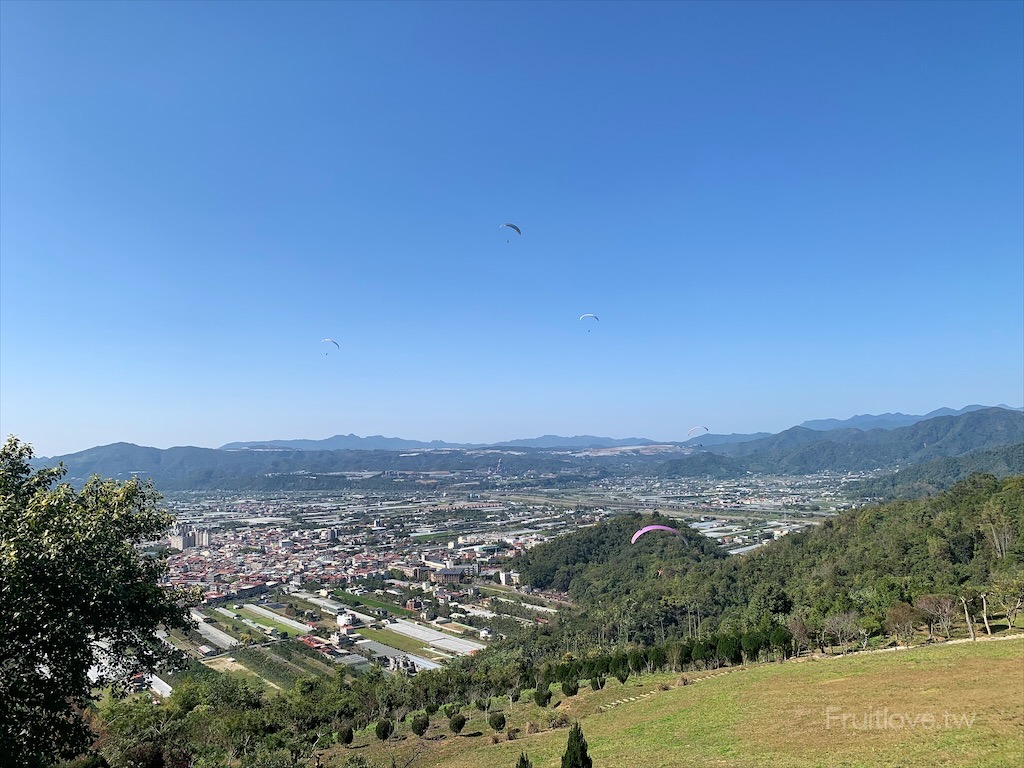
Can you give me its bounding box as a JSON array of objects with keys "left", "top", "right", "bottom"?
[
  {"left": 489, "top": 711, "right": 506, "bottom": 732},
  {"left": 768, "top": 625, "right": 793, "bottom": 661},
  {"left": 857, "top": 615, "right": 881, "bottom": 650},
  {"left": 822, "top": 611, "right": 860, "bottom": 652},
  {"left": 740, "top": 630, "right": 764, "bottom": 664},
  {"left": 885, "top": 602, "right": 922, "bottom": 646},
  {"left": 787, "top": 616, "right": 810, "bottom": 657},
  {"left": 915, "top": 595, "right": 956, "bottom": 640},
  {"left": 979, "top": 496, "right": 1015, "bottom": 560},
  {"left": 561, "top": 721, "right": 593, "bottom": 768},
  {"left": 339, "top": 724, "right": 354, "bottom": 746},
  {"left": 515, "top": 753, "right": 534, "bottom": 768},
  {"left": 0, "top": 437, "right": 197, "bottom": 767},
  {"left": 449, "top": 713, "right": 466, "bottom": 735},
  {"left": 411, "top": 712, "right": 429, "bottom": 737},
  {"left": 991, "top": 572, "right": 1024, "bottom": 629}
]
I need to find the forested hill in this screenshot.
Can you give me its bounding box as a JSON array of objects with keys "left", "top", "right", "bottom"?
[
  {"left": 516, "top": 514, "right": 724, "bottom": 595},
  {"left": 682, "top": 474, "right": 1024, "bottom": 629},
  {"left": 516, "top": 474, "right": 1024, "bottom": 641},
  {"left": 30, "top": 443, "right": 590, "bottom": 491},
  {"left": 846, "top": 443, "right": 1024, "bottom": 499},
  {"left": 659, "top": 407, "right": 1023, "bottom": 477},
  {"left": 798, "top": 403, "right": 1020, "bottom": 431}
]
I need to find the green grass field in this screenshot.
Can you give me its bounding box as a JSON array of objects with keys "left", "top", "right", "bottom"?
[
  {"left": 355, "top": 626, "right": 447, "bottom": 659},
  {"left": 235, "top": 606, "right": 308, "bottom": 636},
  {"left": 334, "top": 590, "right": 418, "bottom": 617},
  {"left": 333, "top": 636, "right": 1023, "bottom": 768}
]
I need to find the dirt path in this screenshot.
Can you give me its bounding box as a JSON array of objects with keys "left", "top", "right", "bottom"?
[
  {"left": 806, "top": 630, "right": 1024, "bottom": 660},
  {"left": 204, "top": 656, "right": 281, "bottom": 690}
]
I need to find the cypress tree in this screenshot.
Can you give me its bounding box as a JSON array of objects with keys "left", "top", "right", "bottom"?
[{"left": 561, "top": 721, "right": 593, "bottom": 768}]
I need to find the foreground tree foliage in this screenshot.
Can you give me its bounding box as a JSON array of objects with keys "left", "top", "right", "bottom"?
[{"left": 0, "top": 437, "right": 196, "bottom": 767}]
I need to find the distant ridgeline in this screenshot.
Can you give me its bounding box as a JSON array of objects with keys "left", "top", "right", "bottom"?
[{"left": 30, "top": 407, "right": 1024, "bottom": 493}]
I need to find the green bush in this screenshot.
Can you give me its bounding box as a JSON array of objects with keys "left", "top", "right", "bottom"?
[
  {"left": 550, "top": 712, "right": 570, "bottom": 729},
  {"left": 449, "top": 713, "right": 467, "bottom": 735},
  {"left": 411, "top": 713, "right": 429, "bottom": 737},
  {"left": 338, "top": 724, "right": 354, "bottom": 745}
]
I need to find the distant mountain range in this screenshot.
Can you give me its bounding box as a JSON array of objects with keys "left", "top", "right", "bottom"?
[
  {"left": 220, "top": 434, "right": 478, "bottom": 451},
  {"left": 798, "top": 404, "right": 1022, "bottom": 432},
  {"left": 219, "top": 434, "right": 661, "bottom": 451},
  {"left": 29, "top": 406, "right": 1024, "bottom": 492},
  {"left": 215, "top": 404, "right": 1022, "bottom": 453},
  {"left": 662, "top": 407, "right": 1024, "bottom": 476}
]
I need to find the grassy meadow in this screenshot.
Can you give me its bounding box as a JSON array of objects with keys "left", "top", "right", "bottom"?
[{"left": 336, "top": 637, "right": 1023, "bottom": 768}]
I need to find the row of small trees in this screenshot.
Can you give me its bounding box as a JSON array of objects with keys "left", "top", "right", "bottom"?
[
  {"left": 785, "top": 580, "right": 1024, "bottom": 654},
  {"left": 371, "top": 709, "right": 507, "bottom": 741}
]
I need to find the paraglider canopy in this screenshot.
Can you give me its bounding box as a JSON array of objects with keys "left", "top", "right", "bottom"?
[
  {"left": 631, "top": 524, "right": 681, "bottom": 544},
  {"left": 687, "top": 426, "right": 709, "bottom": 437},
  {"left": 322, "top": 338, "right": 340, "bottom": 349},
  {"left": 500, "top": 223, "right": 522, "bottom": 236},
  {"left": 579, "top": 313, "right": 599, "bottom": 322}
]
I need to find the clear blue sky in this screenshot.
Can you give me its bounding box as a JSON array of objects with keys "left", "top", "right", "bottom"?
[{"left": 2, "top": 1, "right": 1021, "bottom": 456}]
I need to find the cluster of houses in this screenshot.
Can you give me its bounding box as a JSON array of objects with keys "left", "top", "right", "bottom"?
[{"left": 162, "top": 519, "right": 537, "bottom": 604}]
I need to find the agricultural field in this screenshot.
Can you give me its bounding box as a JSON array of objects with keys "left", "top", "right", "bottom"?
[
  {"left": 355, "top": 627, "right": 447, "bottom": 660},
  {"left": 334, "top": 590, "right": 419, "bottom": 617}
]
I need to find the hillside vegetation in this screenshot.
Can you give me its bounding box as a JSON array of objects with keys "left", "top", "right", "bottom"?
[
  {"left": 30, "top": 473, "right": 1024, "bottom": 767},
  {"left": 397, "top": 637, "right": 1023, "bottom": 768},
  {"left": 518, "top": 474, "right": 1024, "bottom": 641},
  {"left": 847, "top": 443, "right": 1024, "bottom": 499},
  {"left": 674, "top": 406, "right": 1024, "bottom": 476}
]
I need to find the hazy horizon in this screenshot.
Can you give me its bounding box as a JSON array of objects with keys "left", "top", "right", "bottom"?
[
  {"left": 2, "top": 2, "right": 1021, "bottom": 459},
  {"left": 14, "top": 401, "right": 1022, "bottom": 458}
]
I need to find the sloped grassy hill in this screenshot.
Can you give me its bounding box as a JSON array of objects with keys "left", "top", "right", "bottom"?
[{"left": 351, "top": 637, "right": 1023, "bottom": 768}]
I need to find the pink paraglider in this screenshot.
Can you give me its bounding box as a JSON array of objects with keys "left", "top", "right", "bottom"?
[{"left": 631, "top": 524, "right": 681, "bottom": 544}]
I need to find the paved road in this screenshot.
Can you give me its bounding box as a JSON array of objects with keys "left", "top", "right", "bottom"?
[
  {"left": 189, "top": 610, "right": 238, "bottom": 649},
  {"left": 355, "top": 638, "right": 442, "bottom": 671},
  {"left": 391, "top": 619, "right": 485, "bottom": 654}
]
